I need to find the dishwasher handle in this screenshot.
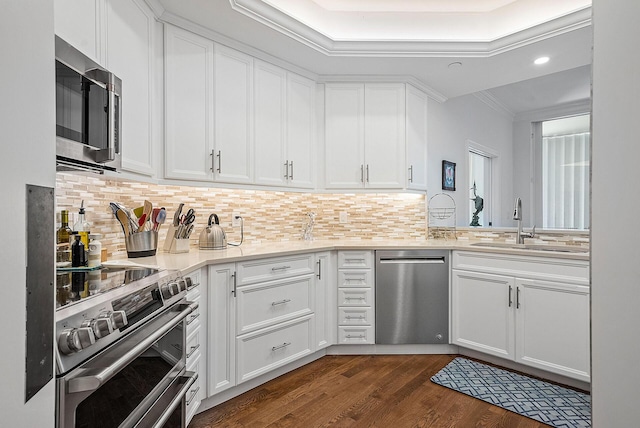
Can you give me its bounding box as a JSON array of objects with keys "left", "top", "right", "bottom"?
[{"left": 378, "top": 257, "right": 445, "bottom": 264}]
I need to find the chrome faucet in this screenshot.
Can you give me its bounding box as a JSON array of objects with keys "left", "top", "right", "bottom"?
[{"left": 513, "top": 197, "right": 536, "bottom": 244}]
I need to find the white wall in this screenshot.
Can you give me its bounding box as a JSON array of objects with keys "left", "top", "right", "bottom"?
[
  {"left": 0, "top": 1, "right": 56, "bottom": 426},
  {"left": 428, "top": 94, "right": 514, "bottom": 227},
  {"left": 591, "top": 0, "right": 640, "bottom": 426}
]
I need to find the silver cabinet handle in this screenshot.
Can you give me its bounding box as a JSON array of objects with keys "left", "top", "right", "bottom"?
[
  {"left": 289, "top": 160, "right": 294, "bottom": 179},
  {"left": 508, "top": 285, "right": 513, "bottom": 307},
  {"left": 231, "top": 272, "right": 237, "bottom": 297},
  {"left": 366, "top": 164, "right": 370, "bottom": 182},
  {"left": 316, "top": 259, "right": 322, "bottom": 280},
  {"left": 284, "top": 160, "right": 289, "bottom": 179},
  {"left": 210, "top": 150, "right": 215, "bottom": 172},
  {"left": 187, "top": 312, "right": 200, "bottom": 325},
  {"left": 271, "top": 299, "right": 291, "bottom": 306},
  {"left": 360, "top": 164, "right": 364, "bottom": 182},
  {"left": 345, "top": 296, "right": 366, "bottom": 300},
  {"left": 516, "top": 286, "right": 521, "bottom": 309},
  {"left": 346, "top": 334, "right": 365, "bottom": 339},
  {"left": 271, "top": 342, "right": 291, "bottom": 351},
  {"left": 271, "top": 265, "right": 291, "bottom": 271},
  {"left": 187, "top": 343, "right": 201, "bottom": 358},
  {"left": 216, "top": 150, "right": 221, "bottom": 173},
  {"left": 345, "top": 315, "right": 366, "bottom": 320},
  {"left": 186, "top": 386, "right": 201, "bottom": 406},
  {"left": 408, "top": 165, "right": 414, "bottom": 183}
]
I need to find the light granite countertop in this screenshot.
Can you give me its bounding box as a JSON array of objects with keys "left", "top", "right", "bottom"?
[{"left": 126, "top": 239, "right": 589, "bottom": 274}]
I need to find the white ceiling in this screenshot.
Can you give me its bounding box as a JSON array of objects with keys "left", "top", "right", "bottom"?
[{"left": 152, "top": 0, "right": 593, "bottom": 113}]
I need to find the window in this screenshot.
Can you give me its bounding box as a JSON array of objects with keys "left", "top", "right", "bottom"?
[
  {"left": 468, "top": 149, "right": 492, "bottom": 227},
  {"left": 540, "top": 115, "right": 590, "bottom": 229}
]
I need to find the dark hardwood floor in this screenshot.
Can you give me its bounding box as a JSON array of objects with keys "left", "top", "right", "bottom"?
[{"left": 189, "top": 354, "right": 550, "bottom": 428}]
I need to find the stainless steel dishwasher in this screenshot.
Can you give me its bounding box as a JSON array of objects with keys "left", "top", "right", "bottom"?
[{"left": 375, "top": 250, "right": 449, "bottom": 344}]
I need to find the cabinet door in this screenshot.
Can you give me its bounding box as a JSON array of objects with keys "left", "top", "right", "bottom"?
[
  {"left": 208, "top": 263, "right": 236, "bottom": 397},
  {"left": 406, "top": 84, "right": 428, "bottom": 191},
  {"left": 214, "top": 44, "right": 253, "bottom": 184},
  {"left": 54, "top": 0, "right": 102, "bottom": 63},
  {"left": 364, "top": 83, "right": 406, "bottom": 189},
  {"left": 315, "top": 252, "right": 336, "bottom": 349},
  {"left": 515, "top": 278, "right": 590, "bottom": 381},
  {"left": 164, "top": 25, "right": 214, "bottom": 181},
  {"left": 286, "top": 73, "right": 315, "bottom": 189},
  {"left": 253, "top": 60, "right": 286, "bottom": 187},
  {"left": 451, "top": 269, "right": 515, "bottom": 360},
  {"left": 325, "top": 83, "right": 365, "bottom": 188},
  {"left": 106, "top": 0, "right": 156, "bottom": 176}
]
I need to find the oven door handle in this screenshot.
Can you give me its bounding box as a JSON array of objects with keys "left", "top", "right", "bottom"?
[
  {"left": 133, "top": 371, "right": 198, "bottom": 428},
  {"left": 67, "top": 301, "right": 198, "bottom": 394}
]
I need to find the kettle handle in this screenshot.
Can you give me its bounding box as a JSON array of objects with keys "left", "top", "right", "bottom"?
[{"left": 208, "top": 213, "right": 220, "bottom": 226}]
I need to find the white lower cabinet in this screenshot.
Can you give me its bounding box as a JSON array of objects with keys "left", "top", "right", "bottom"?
[
  {"left": 315, "top": 252, "right": 336, "bottom": 350},
  {"left": 451, "top": 251, "right": 590, "bottom": 382},
  {"left": 237, "top": 315, "right": 314, "bottom": 383},
  {"left": 183, "top": 268, "right": 206, "bottom": 425},
  {"left": 337, "top": 251, "right": 374, "bottom": 344},
  {"left": 207, "top": 263, "right": 237, "bottom": 396}
]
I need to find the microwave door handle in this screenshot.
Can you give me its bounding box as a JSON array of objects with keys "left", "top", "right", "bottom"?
[
  {"left": 94, "top": 90, "right": 118, "bottom": 163},
  {"left": 67, "top": 301, "right": 198, "bottom": 394}
]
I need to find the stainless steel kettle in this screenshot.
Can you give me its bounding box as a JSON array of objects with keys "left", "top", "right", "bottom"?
[{"left": 199, "top": 213, "right": 227, "bottom": 249}]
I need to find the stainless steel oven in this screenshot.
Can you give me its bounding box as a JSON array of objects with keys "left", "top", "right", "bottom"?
[{"left": 55, "top": 268, "right": 197, "bottom": 428}]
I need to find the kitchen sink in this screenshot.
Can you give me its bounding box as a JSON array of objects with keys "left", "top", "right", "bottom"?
[{"left": 469, "top": 242, "right": 589, "bottom": 253}]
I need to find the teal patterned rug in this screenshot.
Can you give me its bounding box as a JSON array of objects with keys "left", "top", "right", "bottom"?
[{"left": 431, "top": 357, "right": 591, "bottom": 428}]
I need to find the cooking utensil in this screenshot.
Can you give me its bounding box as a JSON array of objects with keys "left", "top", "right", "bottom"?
[
  {"left": 173, "top": 203, "right": 184, "bottom": 227},
  {"left": 133, "top": 206, "right": 144, "bottom": 218},
  {"left": 116, "top": 209, "right": 131, "bottom": 237},
  {"left": 154, "top": 207, "right": 166, "bottom": 232},
  {"left": 142, "top": 200, "right": 153, "bottom": 223},
  {"left": 137, "top": 213, "right": 147, "bottom": 232},
  {"left": 151, "top": 208, "right": 160, "bottom": 231}
]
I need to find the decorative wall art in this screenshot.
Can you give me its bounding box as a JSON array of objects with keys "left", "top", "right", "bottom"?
[{"left": 442, "top": 160, "right": 456, "bottom": 191}]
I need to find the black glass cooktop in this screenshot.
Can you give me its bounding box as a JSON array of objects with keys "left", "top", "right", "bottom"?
[{"left": 55, "top": 267, "right": 160, "bottom": 309}]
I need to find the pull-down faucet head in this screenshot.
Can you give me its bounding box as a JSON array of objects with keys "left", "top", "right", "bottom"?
[{"left": 513, "top": 197, "right": 522, "bottom": 221}]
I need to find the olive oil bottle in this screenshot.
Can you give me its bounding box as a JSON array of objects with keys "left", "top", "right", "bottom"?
[{"left": 57, "top": 210, "right": 72, "bottom": 244}]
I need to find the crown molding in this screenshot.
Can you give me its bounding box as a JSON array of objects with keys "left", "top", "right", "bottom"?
[
  {"left": 473, "top": 91, "right": 516, "bottom": 119},
  {"left": 230, "top": 0, "right": 592, "bottom": 57},
  {"left": 317, "top": 74, "right": 448, "bottom": 103},
  {"left": 514, "top": 99, "right": 591, "bottom": 122}
]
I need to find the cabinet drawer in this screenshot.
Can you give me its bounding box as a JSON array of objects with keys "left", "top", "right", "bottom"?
[
  {"left": 185, "top": 303, "right": 201, "bottom": 333},
  {"left": 237, "top": 254, "right": 315, "bottom": 285},
  {"left": 237, "top": 275, "right": 314, "bottom": 335},
  {"left": 186, "top": 284, "right": 201, "bottom": 302},
  {"left": 338, "top": 326, "right": 374, "bottom": 344},
  {"left": 338, "top": 307, "right": 372, "bottom": 326},
  {"left": 338, "top": 269, "right": 372, "bottom": 288},
  {"left": 185, "top": 324, "right": 201, "bottom": 365},
  {"left": 185, "top": 352, "right": 203, "bottom": 424},
  {"left": 237, "top": 315, "right": 314, "bottom": 383},
  {"left": 338, "top": 251, "right": 373, "bottom": 269},
  {"left": 338, "top": 288, "right": 373, "bottom": 307}
]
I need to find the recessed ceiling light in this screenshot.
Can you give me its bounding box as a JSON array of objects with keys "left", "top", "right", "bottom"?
[{"left": 534, "top": 56, "right": 550, "bottom": 65}]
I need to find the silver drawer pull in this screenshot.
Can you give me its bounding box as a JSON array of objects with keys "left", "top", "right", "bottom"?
[
  {"left": 186, "top": 386, "right": 201, "bottom": 406},
  {"left": 187, "top": 313, "right": 200, "bottom": 325},
  {"left": 345, "top": 297, "right": 366, "bottom": 301},
  {"left": 187, "top": 344, "right": 201, "bottom": 358},
  {"left": 272, "top": 299, "right": 291, "bottom": 306},
  {"left": 345, "top": 315, "right": 366, "bottom": 320},
  {"left": 346, "top": 334, "right": 366, "bottom": 339},
  {"left": 271, "top": 342, "right": 291, "bottom": 351},
  {"left": 271, "top": 265, "right": 291, "bottom": 271}
]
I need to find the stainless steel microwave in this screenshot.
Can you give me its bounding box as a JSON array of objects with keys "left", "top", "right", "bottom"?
[{"left": 55, "top": 36, "right": 122, "bottom": 173}]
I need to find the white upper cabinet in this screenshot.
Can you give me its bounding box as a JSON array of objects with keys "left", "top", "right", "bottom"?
[
  {"left": 254, "top": 60, "right": 287, "bottom": 187},
  {"left": 54, "top": 0, "right": 102, "bottom": 64},
  {"left": 213, "top": 44, "right": 254, "bottom": 184},
  {"left": 406, "top": 84, "right": 428, "bottom": 191},
  {"left": 106, "top": 0, "right": 156, "bottom": 176},
  {"left": 254, "top": 62, "right": 316, "bottom": 189},
  {"left": 325, "top": 83, "right": 406, "bottom": 189},
  {"left": 164, "top": 25, "right": 214, "bottom": 181}
]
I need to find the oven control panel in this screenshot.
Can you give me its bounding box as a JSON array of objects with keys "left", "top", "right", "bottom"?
[{"left": 55, "top": 270, "right": 184, "bottom": 375}]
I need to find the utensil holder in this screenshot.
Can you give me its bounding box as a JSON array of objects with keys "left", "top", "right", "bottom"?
[
  {"left": 125, "top": 230, "right": 158, "bottom": 258},
  {"left": 169, "top": 238, "right": 190, "bottom": 254}
]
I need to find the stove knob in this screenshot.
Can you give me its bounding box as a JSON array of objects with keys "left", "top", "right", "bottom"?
[
  {"left": 76, "top": 326, "right": 96, "bottom": 349},
  {"left": 82, "top": 315, "right": 113, "bottom": 339},
  {"left": 168, "top": 282, "right": 180, "bottom": 296},
  {"left": 58, "top": 329, "right": 82, "bottom": 355},
  {"left": 184, "top": 277, "right": 193, "bottom": 289},
  {"left": 160, "top": 283, "right": 172, "bottom": 299},
  {"left": 177, "top": 279, "right": 187, "bottom": 292},
  {"left": 110, "top": 310, "right": 128, "bottom": 329}
]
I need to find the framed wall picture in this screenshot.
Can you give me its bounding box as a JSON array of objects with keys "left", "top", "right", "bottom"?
[{"left": 442, "top": 160, "right": 456, "bottom": 191}]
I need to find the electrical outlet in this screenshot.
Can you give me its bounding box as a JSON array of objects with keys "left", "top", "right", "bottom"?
[
  {"left": 232, "top": 213, "right": 241, "bottom": 227},
  {"left": 339, "top": 211, "right": 348, "bottom": 223}
]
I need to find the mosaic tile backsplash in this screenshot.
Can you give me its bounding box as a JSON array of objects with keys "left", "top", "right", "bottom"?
[
  {"left": 55, "top": 173, "right": 427, "bottom": 258},
  {"left": 55, "top": 173, "right": 589, "bottom": 259}
]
